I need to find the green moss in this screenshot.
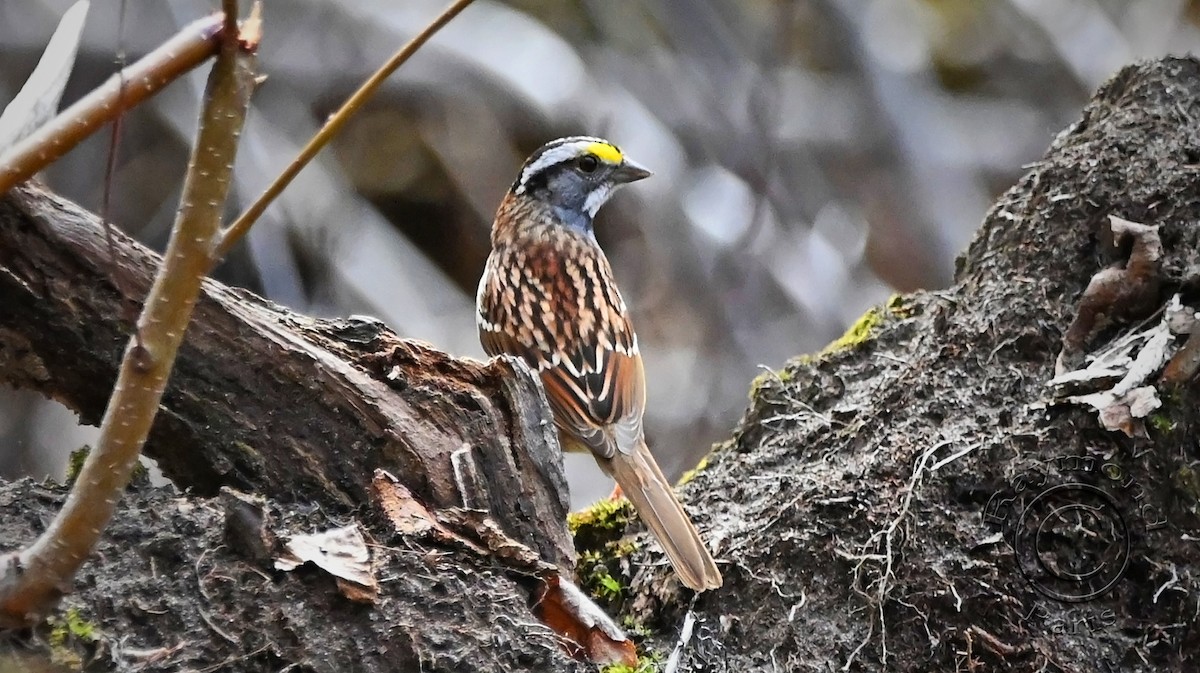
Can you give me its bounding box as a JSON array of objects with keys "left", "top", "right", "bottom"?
[
  {"left": 578, "top": 534, "right": 644, "bottom": 600},
  {"left": 818, "top": 293, "right": 915, "bottom": 359},
  {"left": 52, "top": 608, "right": 97, "bottom": 644},
  {"left": 748, "top": 366, "right": 791, "bottom": 402},
  {"left": 819, "top": 307, "right": 885, "bottom": 357},
  {"left": 595, "top": 571, "right": 623, "bottom": 599},
  {"left": 65, "top": 447, "right": 90, "bottom": 483},
  {"left": 749, "top": 295, "right": 917, "bottom": 403},
  {"left": 1175, "top": 466, "right": 1200, "bottom": 505},
  {"left": 885, "top": 293, "right": 913, "bottom": 318},
  {"left": 676, "top": 456, "right": 710, "bottom": 488},
  {"left": 578, "top": 550, "right": 625, "bottom": 603},
  {"left": 47, "top": 608, "right": 99, "bottom": 669},
  {"left": 65, "top": 446, "right": 147, "bottom": 487},
  {"left": 620, "top": 615, "right": 654, "bottom": 640},
  {"left": 601, "top": 652, "right": 663, "bottom": 673},
  {"left": 610, "top": 540, "right": 640, "bottom": 558},
  {"left": 571, "top": 498, "right": 653, "bottom": 609},
  {"left": 568, "top": 498, "right": 634, "bottom": 550},
  {"left": 1148, "top": 413, "right": 1175, "bottom": 434}
]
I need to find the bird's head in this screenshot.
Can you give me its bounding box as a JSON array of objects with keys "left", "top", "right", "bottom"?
[{"left": 511, "top": 136, "right": 652, "bottom": 232}]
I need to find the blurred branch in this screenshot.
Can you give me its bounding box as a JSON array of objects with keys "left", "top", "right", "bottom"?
[
  {"left": 216, "top": 0, "right": 477, "bottom": 259},
  {"left": 0, "top": 12, "right": 226, "bottom": 195},
  {"left": 0, "top": 3, "right": 261, "bottom": 627},
  {"left": 0, "top": 0, "right": 90, "bottom": 151}
]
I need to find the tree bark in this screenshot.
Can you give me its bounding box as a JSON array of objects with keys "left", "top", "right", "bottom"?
[
  {"left": 0, "top": 184, "right": 583, "bottom": 670},
  {"left": 0, "top": 184, "right": 573, "bottom": 570},
  {"left": 3, "top": 57, "right": 1200, "bottom": 672}
]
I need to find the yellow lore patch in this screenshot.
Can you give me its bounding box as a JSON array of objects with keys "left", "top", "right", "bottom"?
[{"left": 585, "top": 141, "right": 623, "bottom": 165}]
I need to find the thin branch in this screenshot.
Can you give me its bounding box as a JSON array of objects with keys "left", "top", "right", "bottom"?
[
  {"left": 0, "top": 3, "right": 261, "bottom": 627},
  {"left": 102, "top": 0, "right": 131, "bottom": 268},
  {"left": 215, "top": 0, "right": 477, "bottom": 259},
  {"left": 0, "top": 13, "right": 226, "bottom": 195}
]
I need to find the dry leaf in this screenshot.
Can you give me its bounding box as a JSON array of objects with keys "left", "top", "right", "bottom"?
[
  {"left": 276, "top": 524, "right": 378, "bottom": 603},
  {"left": 372, "top": 469, "right": 632, "bottom": 665},
  {"left": 373, "top": 470, "right": 438, "bottom": 537},
  {"left": 1069, "top": 386, "right": 1161, "bottom": 437},
  {"left": 534, "top": 574, "right": 636, "bottom": 666},
  {"left": 1049, "top": 294, "right": 1182, "bottom": 436},
  {"left": 371, "top": 469, "right": 488, "bottom": 556}
]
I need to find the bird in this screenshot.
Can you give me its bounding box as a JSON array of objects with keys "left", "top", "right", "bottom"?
[{"left": 476, "top": 136, "right": 723, "bottom": 591}]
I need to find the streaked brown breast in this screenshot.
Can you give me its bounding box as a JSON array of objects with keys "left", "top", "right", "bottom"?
[{"left": 478, "top": 196, "right": 645, "bottom": 459}]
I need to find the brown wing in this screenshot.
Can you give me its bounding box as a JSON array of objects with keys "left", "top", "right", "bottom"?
[{"left": 477, "top": 235, "right": 644, "bottom": 460}]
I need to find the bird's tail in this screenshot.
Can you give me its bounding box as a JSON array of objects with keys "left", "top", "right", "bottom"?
[{"left": 607, "top": 439, "right": 723, "bottom": 591}]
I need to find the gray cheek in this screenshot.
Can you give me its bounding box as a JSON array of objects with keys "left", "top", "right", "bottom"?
[
  {"left": 553, "top": 204, "right": 595, "bottom": 234},
  {"left": 550, "top": 173, "right": 589, "bottom": 210}
]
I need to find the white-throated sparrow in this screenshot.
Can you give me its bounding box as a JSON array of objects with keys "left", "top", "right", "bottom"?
[{"left": 476, "top": 136, "right": 722, "bottom": 591}]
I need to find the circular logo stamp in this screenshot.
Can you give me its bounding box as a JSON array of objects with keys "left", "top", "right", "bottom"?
[
  {"left": 983, "top": 456, "right": 1158, "bottom": 604},
  {"left": 1010, "top": 483, "right": 1131, "bottom": 602}
]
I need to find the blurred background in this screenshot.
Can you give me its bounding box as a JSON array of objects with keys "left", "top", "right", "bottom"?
[{"left": 1, "top": 0, "right": 1198, "bottom": 505}]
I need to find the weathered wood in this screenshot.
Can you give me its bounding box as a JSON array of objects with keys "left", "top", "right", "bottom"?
[{"left": 0, "top": 184, "right": 573, "bottom": 571}]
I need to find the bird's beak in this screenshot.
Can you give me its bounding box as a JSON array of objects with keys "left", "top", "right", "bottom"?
[{"left": 612, "top": 157, "right": 653, "bottom": 184}]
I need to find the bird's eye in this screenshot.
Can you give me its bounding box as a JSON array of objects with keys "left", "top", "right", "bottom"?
[{"left": 576, "top": 155, "right": 599, "bottom": 173}]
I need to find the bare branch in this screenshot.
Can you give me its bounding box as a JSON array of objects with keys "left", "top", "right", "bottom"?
[
  {"left": 0, "top": 5, "right": 261, "bottom": 627},
  {"left": 216, "top": 0, "right": 477, "bottom": 258},
  {"left": 0, "top": 13, "right": 226, "bottom": 195}
]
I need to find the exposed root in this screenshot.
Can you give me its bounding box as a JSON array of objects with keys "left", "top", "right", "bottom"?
[{"left": 839, "top": 438, "right": 952, "bottom": 669}]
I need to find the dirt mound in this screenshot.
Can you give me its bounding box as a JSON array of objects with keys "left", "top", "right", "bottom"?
[{"left": 611, "top": 57, "right": 1200, "bottom": 672}]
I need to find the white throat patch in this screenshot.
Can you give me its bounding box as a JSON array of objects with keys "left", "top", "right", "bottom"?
[{"left": 583, "top": 182, "right": 616, "bottom": 217}]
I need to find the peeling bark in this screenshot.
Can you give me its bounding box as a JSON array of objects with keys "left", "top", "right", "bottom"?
[{"left": 0, "top": 184, "right": 573, "bottom": 572}]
